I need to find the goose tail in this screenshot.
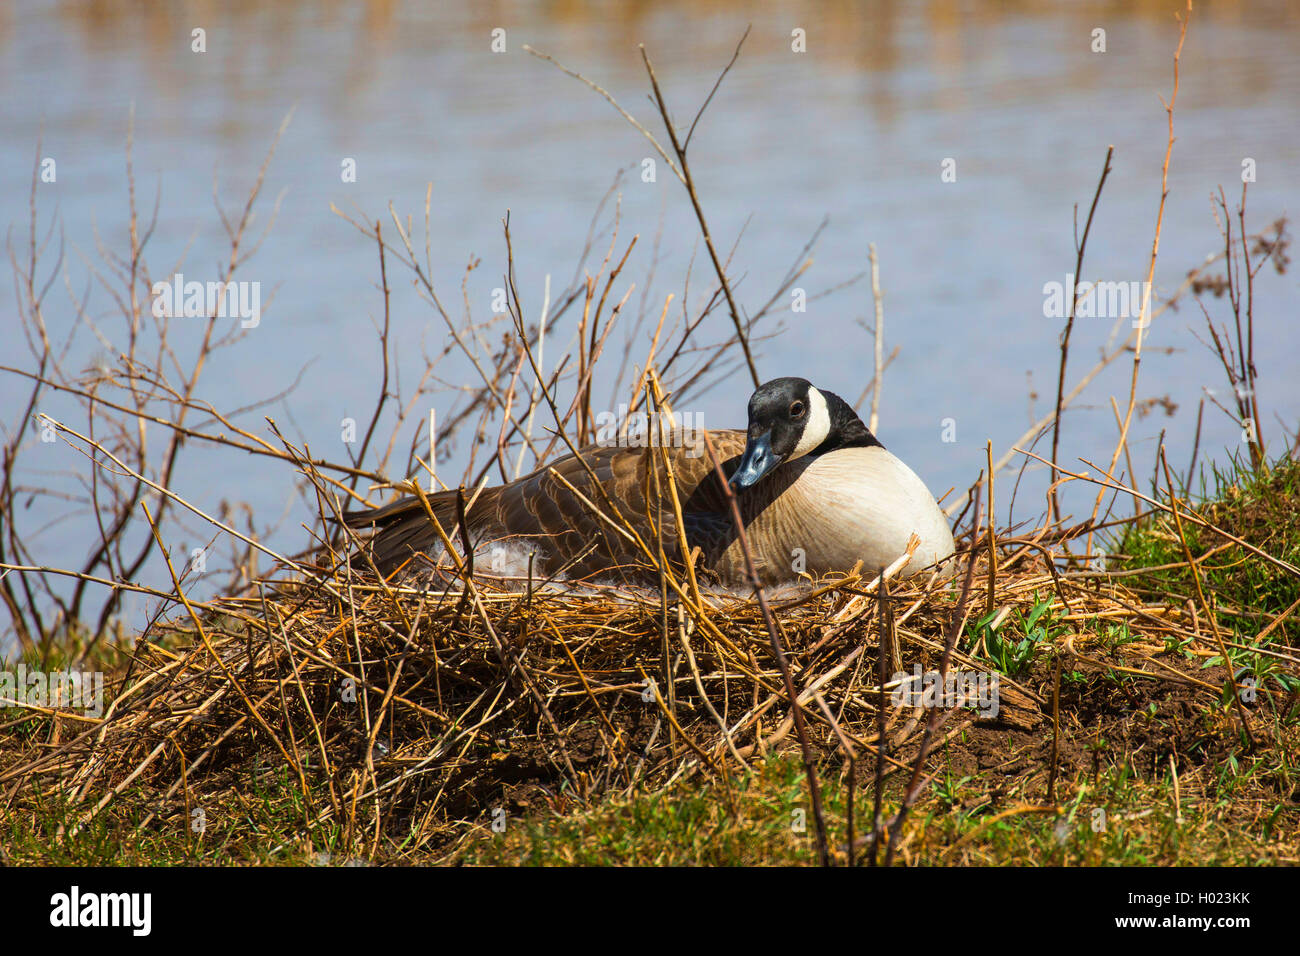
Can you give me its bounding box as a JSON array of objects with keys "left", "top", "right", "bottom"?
[{"left": 339, "top": 490, "right": 479, "bottom": 578}]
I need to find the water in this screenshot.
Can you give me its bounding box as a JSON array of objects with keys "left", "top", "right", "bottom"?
[{"left": 2, "top": 0, "right": 1298, "bottom": 645}]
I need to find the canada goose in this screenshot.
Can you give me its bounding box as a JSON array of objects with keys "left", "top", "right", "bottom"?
[{"left": 342, "top": 377, "right": 956, "bottom": 587}]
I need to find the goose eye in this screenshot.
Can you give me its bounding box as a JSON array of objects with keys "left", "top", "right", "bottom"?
[{"left": 790, "top": 401, "right": 805, "bottom": 418}]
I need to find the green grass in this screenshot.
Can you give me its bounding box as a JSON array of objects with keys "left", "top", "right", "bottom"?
[
  {"left": 966, "top": 595, "right": 1065, "bottom": 679},
  {"left": 1, "top": 767, "right": 348, "bottom": 866},
  {"left": 452, "top": 732, "right": 1300, "bottom": 865},
  {"left": 457, "top": 758, "right": 828, "bottom": 866},
  {"left": 1116, "top": 453, "right": 1300, "bottom": 652},
  {"left": 915, "top": 744, "right": 1300, "bottom": 866}
]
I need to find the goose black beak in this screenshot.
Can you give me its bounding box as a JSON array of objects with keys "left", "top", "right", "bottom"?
[{"left": 730, "top": 430, "right": 780, "bottom": 490}]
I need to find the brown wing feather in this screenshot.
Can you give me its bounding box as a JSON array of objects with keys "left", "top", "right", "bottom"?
[
  {"left": 483, "top": 429, "right": 750, "bottom": 581},
  {"left": 342, "top": 429, "right": 751, "bottom": 582}
]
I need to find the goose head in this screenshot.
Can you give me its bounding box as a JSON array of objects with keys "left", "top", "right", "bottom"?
[{"left": 730, "top": 377, "right": 881, "bottom": 490}]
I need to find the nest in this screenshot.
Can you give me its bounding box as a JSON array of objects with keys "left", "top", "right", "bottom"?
[{"left": 9, "top": 529, "right": 1213, "bottom": 861}]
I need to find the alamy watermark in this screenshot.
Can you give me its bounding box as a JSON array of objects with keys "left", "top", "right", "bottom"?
[
  {"left": 1, "top": 664, "right": 104, "bottom": 718},
  {"left": 593, "top": 405, "right": 704, "bottom": 457},
  {"left": 49, "top": 886, "right": 150, "bottom": 936},
  {"left": 1042, "top": 273, "right": 1152, "bottom": 326},
  {"left": 891, "top": 664, "right": 1000, "bottom": 718},
  {"left": 151, "top": 273, "right": 261, "bottom": 328}
]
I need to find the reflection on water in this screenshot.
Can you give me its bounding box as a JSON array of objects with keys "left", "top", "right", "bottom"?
[{"left": 2, "top": 0, "right": 1298, "bottom": 637}]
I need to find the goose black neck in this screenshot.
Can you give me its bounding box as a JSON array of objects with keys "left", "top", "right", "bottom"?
[{"left": 811, "top": 389, "right": 884, "bottom": 455}]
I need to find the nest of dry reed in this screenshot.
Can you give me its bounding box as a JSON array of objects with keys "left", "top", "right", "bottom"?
[{"left": 11, "top": 527, "right": 1198, "bottom": 859}]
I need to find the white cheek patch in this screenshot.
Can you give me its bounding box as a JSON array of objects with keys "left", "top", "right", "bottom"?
[{"left": 790, "top": 386, "right": 831, "bottom": 460}]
